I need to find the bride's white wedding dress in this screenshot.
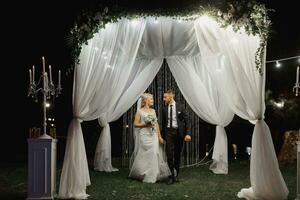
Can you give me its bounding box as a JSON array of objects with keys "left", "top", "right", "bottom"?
[{"left": 129, "top": 109, "right": 171, "bottom": 183}]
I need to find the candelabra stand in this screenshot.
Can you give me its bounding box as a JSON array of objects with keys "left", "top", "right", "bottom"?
[
  {"left": 293, "top": 66, "right": 299, "bottom": 97},
  {"left": 27, "top": 57, "right": 62, "bottom": 139},
  {"left": 296, "top": 141, "right": 300, "bottom": 200}
]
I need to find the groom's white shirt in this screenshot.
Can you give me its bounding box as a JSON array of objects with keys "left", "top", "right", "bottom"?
[{"left": 167, "top": 101, "right": 178, "bottom": 128}]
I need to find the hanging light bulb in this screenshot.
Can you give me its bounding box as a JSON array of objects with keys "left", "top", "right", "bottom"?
[
  {"left": 232, "top": 144, "right": 237, "bottom": 159},
  {"left": 273, "top": 100, "right": 285, "bottom": 108},
  {"left": 205, "top": 144, "right": 209, "bottom": 156},
  {"left": 276, "top": 60, "right": 281, "bottom": 68},
  {"left": 245, "top": 147, "right": 251, "bottom": 156},
  {"left": 245, "top": 147, "right": 251, "bottom": 160}
]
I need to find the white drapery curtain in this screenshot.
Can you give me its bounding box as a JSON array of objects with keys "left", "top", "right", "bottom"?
[
  {"left": 139, "top": 17, "right": 234, "bottom": 174},
  {"left": 194, "top": 16, "right": 288, "bottom": 199},
  {"left": 94, "top": 17, "right": 199, "bottom": 173},
  {"left": 167, "top": 55, "right": 234, "bottom": 174},
  {"left": 59, "top": 18, "right": 149, "bottom": 199},
  {"left": 59, "top": 16, "right": 288, "bottom": 200},
  {"left": 94, "top": 58, "right": 163, "bottom": 171}
]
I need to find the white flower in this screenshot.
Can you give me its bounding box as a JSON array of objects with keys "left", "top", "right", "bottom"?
[
  {"left": 144, "top": 113, "right": 157, "bottom": 133},
  {"left": 144, "top": 113, "right": 157, "bottom": 125}
]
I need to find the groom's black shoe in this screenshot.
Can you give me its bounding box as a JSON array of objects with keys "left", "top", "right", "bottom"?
[
  {"left": 167, "top": 177, "right": 175, "bottom": 185},
  {"left": 174, "top": 169, "right": 179, "bottom": 182}
]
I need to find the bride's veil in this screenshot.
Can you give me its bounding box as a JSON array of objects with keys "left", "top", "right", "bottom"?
[
  {"left": 129, "top": 97, "right": 142, "bottom": 169},
  {"left": 128, "top": 96, "right": 171, "bottom": 179}
]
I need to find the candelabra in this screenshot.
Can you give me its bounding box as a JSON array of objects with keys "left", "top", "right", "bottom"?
[
  {"left": 293, "top": 66, "right": 299, "bottom": 97},
  {"left": 27, "top": 56, "right": 62, "bottom": 139}
]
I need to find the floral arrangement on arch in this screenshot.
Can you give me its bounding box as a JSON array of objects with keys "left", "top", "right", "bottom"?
[{"left": 66, "top": 0, "right": 272, "bottom": 75}]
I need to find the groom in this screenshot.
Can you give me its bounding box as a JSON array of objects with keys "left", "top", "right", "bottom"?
[{"left": 162, "top": 89, "right": 191, "bottom": 185}]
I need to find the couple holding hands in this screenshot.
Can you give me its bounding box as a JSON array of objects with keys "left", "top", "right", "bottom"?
[{"left": 129, "top": 90, "right": 191, "bottom": 185}]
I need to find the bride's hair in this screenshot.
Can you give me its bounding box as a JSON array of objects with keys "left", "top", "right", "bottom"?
[{"left": 140, "top": 93, "right": 153, "bottom": 107}]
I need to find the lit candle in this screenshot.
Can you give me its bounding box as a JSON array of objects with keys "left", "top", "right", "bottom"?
[
  {"left": 49, "top": 65, "right": 53, "bottom": 83},
  {"left": 32, "top": 65, "right": 35, "bottom": 83},
  {"left": 42, "top": 56, "right": 45, "bottom": 74},
  {"left": 29, "top": 69, "right": 32, "bottom": 84},
  {"left": 58, "top": 70, "right": 61, "bottom": 86},
  {"left": 296, "top": 66, "right": 299, "bottom": 84}
]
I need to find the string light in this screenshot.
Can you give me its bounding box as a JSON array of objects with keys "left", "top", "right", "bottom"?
[
  {"left": 273, "top": 100, "right": 285, "bottom": 108},
  {"left": 265, "top": 55, "right": 300, "bottom": 96},
  {"left": 266, "top": 55, "right": 300, "bottom": 68},
  {"left": 245, "top": 147, "right": 251, "bottom": 156},
  {"left": 275, "top": 60, "right": 281, "bottom": 68}
]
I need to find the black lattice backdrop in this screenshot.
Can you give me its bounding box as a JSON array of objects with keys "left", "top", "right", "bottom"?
[{"left": 122, "top": 59, "right": 215, "bottom": 167}]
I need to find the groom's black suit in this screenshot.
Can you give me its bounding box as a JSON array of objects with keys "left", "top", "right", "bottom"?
[{"left": 161, "top": 101, "right": 191, "bottom": 179}]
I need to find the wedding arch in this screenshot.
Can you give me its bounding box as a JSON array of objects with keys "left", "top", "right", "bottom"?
[{"left": 59, "top": 2, "right": 289, "bottom": 199}]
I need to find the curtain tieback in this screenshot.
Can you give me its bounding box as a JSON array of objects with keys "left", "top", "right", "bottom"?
[
  {"left": 73, "top": 116, "right": 83, "bottom": 123},
  {"left": 98, "top": 117, "right": 109, "bottom": 127},
  {"left": 252, "top": 118, "right": 265, "bottom": 126}
]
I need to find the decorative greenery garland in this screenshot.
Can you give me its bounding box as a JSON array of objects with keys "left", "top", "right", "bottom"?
[{"left": 66, "top": 0, "right": 271, "bottom": 75}]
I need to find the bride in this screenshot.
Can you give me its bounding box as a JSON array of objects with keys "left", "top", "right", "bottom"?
[{"left": 128, "top": 93, "right": 171, "bottom": 183}]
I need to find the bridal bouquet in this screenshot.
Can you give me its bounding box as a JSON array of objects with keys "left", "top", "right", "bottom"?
[{"left": 144, "top": 113, "right": 157, "bottom": 132}]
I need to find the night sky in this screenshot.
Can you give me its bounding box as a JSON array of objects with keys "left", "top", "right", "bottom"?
[{"left": 3, "top": 0, "right": 300, "bottom": 162}]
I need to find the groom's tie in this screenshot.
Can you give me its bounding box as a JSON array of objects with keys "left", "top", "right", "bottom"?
[{"left": 169, "top": 104, "right": 173, "bottom": 128}]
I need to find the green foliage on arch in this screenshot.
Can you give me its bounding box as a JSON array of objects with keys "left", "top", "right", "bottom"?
[{"left": 66, "top": 0, "right": 271, "bottom": 75}]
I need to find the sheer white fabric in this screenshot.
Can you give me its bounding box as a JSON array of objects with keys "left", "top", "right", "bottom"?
[
  {"left": 139, "top": 18, "right": 233, "bottom": 174},
  {"left": 58, "top": 67, "right": 91, "bottom": 199},
  {"left": 210, "top": 125, "right": 229, "bottom": 174},
  {"left": 137, "top": 17, "right": 199, "bottom": 58},
  {"left": 194, "top": 16, "right": 288, "bottom": 199},
  {"left": 167, "top": 55, "right": 234, "bottom": 174},
  {"left": 59, "top": 18, "right": 147, "bottom": 198},
  {"left": 94, "top": 58, "right": 163, "bottom": 172},
  {"left": 60, "top": 16, "right": 288, "bottom": 199},
  {"left": 58, "top": 118, "right": 90, "bottom": 199},
  {"left": 129, "top": 97, "right": 142, "bottom": 169}
]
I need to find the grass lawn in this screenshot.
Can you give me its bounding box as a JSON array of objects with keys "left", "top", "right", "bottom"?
[{"left": 0, "top": 159, "right": 297, "bottom": 200}]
